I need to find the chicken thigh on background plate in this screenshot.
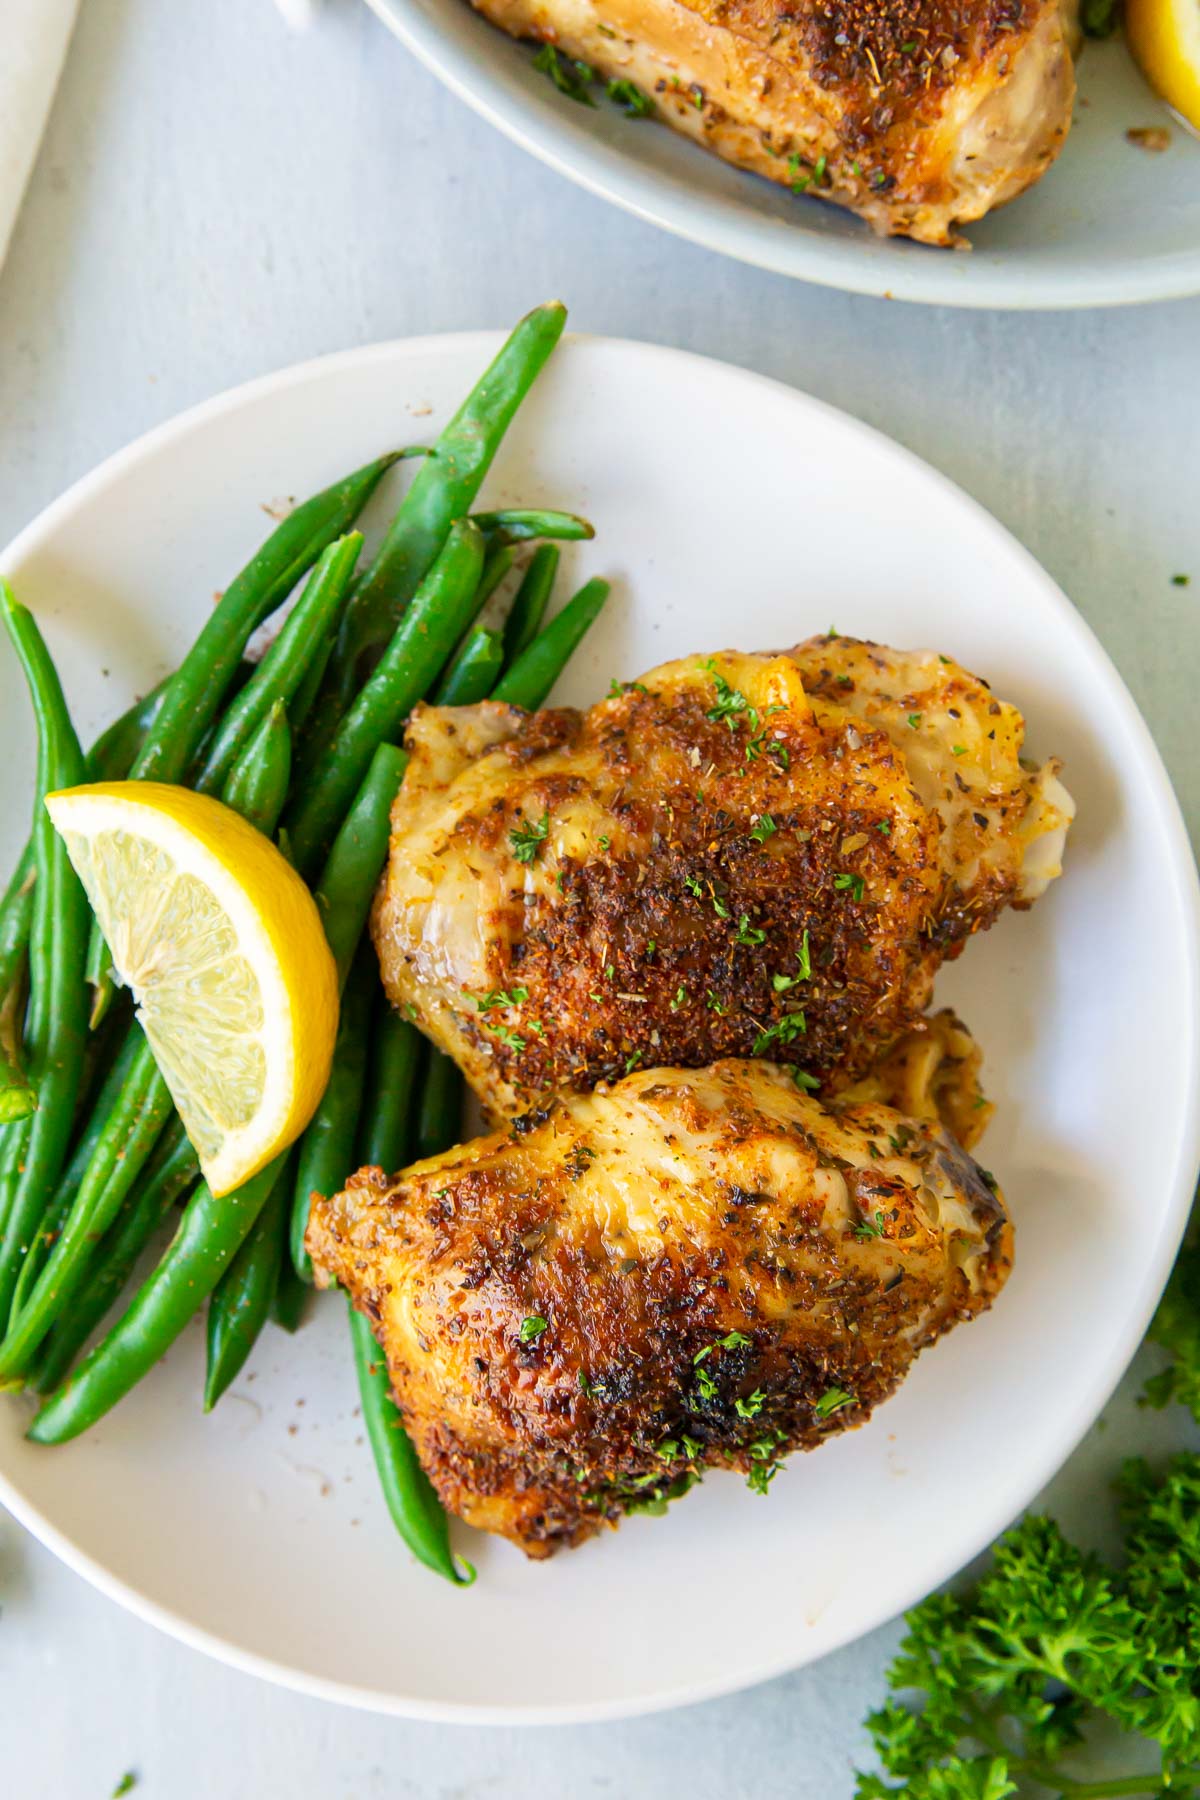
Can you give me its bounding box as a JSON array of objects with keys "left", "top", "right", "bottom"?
[
  {"left": 470, "top": 0, "right": 1077, "bottom": 244},
  {"left": 372, "top": 637, "right": 1072, "bottom": 1122}
]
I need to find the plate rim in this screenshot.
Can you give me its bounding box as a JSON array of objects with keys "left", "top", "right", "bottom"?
[
  {"left": 1, "top": 329, "right": 1198, "bottom": 1723},
  {"left": 364, "top": 0, "right": 1200, "bottom": 311}
]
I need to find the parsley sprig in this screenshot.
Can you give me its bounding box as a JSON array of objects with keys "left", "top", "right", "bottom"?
[
  {"left": 856, "top": 1455, "right": 1200, "bottom": 1798},
  {"left": 509, "top": 808, "right": 550, "bottom": 865}
]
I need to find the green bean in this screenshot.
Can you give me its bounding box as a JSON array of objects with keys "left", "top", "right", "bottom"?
[
  {"left": 358, "top": 995, "right": 424, "bottom": 1172},
  {"left": 203, "top": 1155, "right": 292, "bottom": 1410},
  {"left": 86, "top": 452, "right": 399, "bottom": 1013},
  {"left": 0, "top": 678, "right": 169, "bottom": 1017},
  {"left": 85, "top": 677, "right": 171, "bottom": 782},
  {"left": 348, "top": 1304, "right": 474, "bottom": 1585},
  {"left": 476, "top": 542, "right": 514, "bottom": 608},
  {"left": 29, "top": 1120, "right": 198, "bottom": 1395},
  {"left": 502, "top": 544, "right": 559, "bottom": 667},
  {"left": 284, "top": 520, "right": 486, "bottom": 876},
  {"left": 194, "top": 534, "right": 361, "bottom": 795},
  {"left": 0, "top": 584, "right": 90, "bottom": 1327},
  {"left": 312, "top": 742, "right": 408, "bottom": 989},
  {"left": 289, "top": 947, "right": 373, "bottom": 1282},
  {"left": 7, "top": 1024, "right": 144, "bottom": 1319},
  {"left": 28, "top": 1154, "right": 284, "bottom": 1443},
  {"left": 432, "top": 627, "right": 504, "bottom": 706},
  {"left": 318, "top": 303, "right": 567, "bottom": 721},
  {"left": 220, "top": 701, "right": 292, "bottom": 834},
  {"left": 491, "top": 577, "right": 611, "bottom": 712},
  {"left": 0, "top": 1050, "right": 35, "bottom": 1123},
  {"left": 272, "top": 1250, "right": 308, "bottom": 1333},
  {"left": 0, "top": 848, "right": 35, "bottom": 1012},
  {"left": 472, "top": 508, "right": 593, "bottom": 546},
  {"left": 414, "top": 1050, "right": 464, "bottom": 1163},
  {"left": 1, "top": 667, "right": 301, "bottom": 1373},
  {"left": 0, "top": 1035, "right": 174, "bottom": 1375}
]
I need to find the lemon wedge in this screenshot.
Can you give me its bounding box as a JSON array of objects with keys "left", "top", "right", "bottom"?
[
  {"left": 1126, "top": 0, "right": 1200, "bottom": 130},
  {"left": 46, "top": 781, "right": 338, "bottom": 1196}
]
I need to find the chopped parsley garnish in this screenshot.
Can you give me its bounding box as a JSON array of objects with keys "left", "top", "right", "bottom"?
[
  {"left": 735, "top": 914, "right": 766, "bottom": 946},
  {"left": 624, "top": 1050, "right": 642, "bottom": 1074},
  {"left": 907, "top": 712, "right": 922, "bottom": 729},
  {"left": 476, "top": 986, "right": 530, "bottom": 1012},
  {"left": 685, "top": 873, "right": 704, "bottom": 896},
  {"left": 606, "top": 77, "right": 653, "bottom": 115},
  {"left": 767, "top": 741, "right": 790, "bottom": 771},
  {"left": 951, "top": 744, "right": 967, "bottom": 757},
  {"left": 773, "top": 933, "right": 811, "bottom": 990},
  {"left": 485, "top": 1021, "right": 527, "bottom": 1053},
  {"left": 888, "top": 1126, "right": 914, "bottom": 1153},
  {"left": 696, "top": 1365, "right": 718, "bottom": 1401},
  {"left": 750, "top": 814, "right": 777, "bottom": 844},
  {"left": 694, "top": 1330, "right": 751, "bottom": 1364},
  {"left": 812, "top": 154, "right": 828, "bottom": 185},
  {"left": 792, "top": 1069, "right": 820, "bottom": 1092},
  {"left": 746, "top": 1431, "right": 786, "bottom": 1494},
  {"left": 111, "top": 1779, "right": 138, "bottom": 1800},
  {"left": 598, "top": 833, "right": 610, "bottom": 850},
  {"left": 578, "top": 1369, "right": 593, "bottom": 1395},
  {"left": 834, "top": 871, "right": 865, "bottom": 901},
  {"left": 707, "top": 992, "right": 729, "bottom": 1015},
  {"left": 1171, "top": 572, "right": 1191, "bottom": 587},
  {"left": 670, "top": 985, "right": 689, "bottom": 1011},
  {"left": 509, "top": 809, "right": 549, "bottom": 864},
  {"left": 876, "top": 819, "right": 891, "bottom": 834},
  {"left": 519, "top": 1314, "right": 548, "bottom": 1344},
  {"left": 735, "top": 1388, "right": 766, "bottom": 1419},
  {"left": 712, "top": 895, "right": 730, "bottom": 919},
  {"left": 854, "top": 1209, "right": 887, "bottom": 1240},
  {"left": 532, "top": 44, "right": 597, "bottom": 103},
  {"left": 814, "top": 1386, "right": 855, "bottom": 1418},
  {"left": 703, "top": 660, "right": 751, "bottom": 727},
  {"left": 753, "top": 1010, "right": 807, "bottom": 1055}
]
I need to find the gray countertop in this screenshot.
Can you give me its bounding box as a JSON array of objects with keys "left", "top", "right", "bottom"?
[{"left": 0, "top": 2, "right": 1196, "bottom": 1794}]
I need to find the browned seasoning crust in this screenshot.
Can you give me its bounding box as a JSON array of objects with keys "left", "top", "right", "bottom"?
[
  {"left": 470, "top": 0, "right": 1076, "bottom": 243},
  {"left": 308, "top": 1059, "right": 1012, "bottom": 1557},
  {"left": 371, "top": 638, "right": 1071, "bottom": 1122}
]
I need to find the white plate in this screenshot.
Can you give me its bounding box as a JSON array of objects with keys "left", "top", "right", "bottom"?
[
  {"left": 0, "top": 333, "right": 1197, "bottom": 1722},
  {"left": 366, "top": 0, "right": 1200, "bottom": 309}
]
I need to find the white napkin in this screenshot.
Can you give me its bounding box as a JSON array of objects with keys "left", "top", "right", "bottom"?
[{"left": 0, "top": 0, "right": 79, "bottom": 274}]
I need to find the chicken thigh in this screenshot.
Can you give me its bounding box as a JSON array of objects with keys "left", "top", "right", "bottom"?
[
  {"left": 471, "top": 0, "right": 1077, "bottom": 244},
  {"left": 372, "top": 637, "right": 1071, "bottom": 1120},
  {"left": 308, "top": 1058, "right": 1011, "bottom": 1557}
]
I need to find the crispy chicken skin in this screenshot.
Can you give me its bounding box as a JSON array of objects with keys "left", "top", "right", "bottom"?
[
  {"left": 473, "top": 0, "right": 1076, "bottom": 244},
  {"left": 308, "top": 1059, "right": 1011, "bottom": 1557},
  {"left": 371, "top": 638, "right": 1071, "bottom": 1120}
]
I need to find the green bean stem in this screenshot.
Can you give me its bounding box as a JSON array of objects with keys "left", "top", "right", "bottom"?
[
  {"left": 203, "top": 1156, "right": 292, "bottom": 1411},
  {"left": 289, "top": 948, "right": 374, "bottom": 1282},
  {"left": 29, "top": 1119, "right": 199, "bottom": 1395},
  {"left": 29, "top": 1155, "right": 284, "bottom": 1443},
  {"left": 194, "top": 533, "right": 361, "bottom": 795},
  {"left": 319, "top": 302, "right": 567, "bottom": 718},
  {"left": 85, "top": 453, "right": 399, "bottom": 1011},
  {"left": 502, "top": 544, "right": 559, "bottom": 667},
  {"left": 432, "top": 627, "right": 504, "bottom": 706},
  {"left": 491, "top": 577, "right": 611, "bottom": 713},
  {"left": 284, "top": 519, "right": 485, "bottom": 876},
  {"left": 0, "top": 583, "right": 90, "bottom": 1326}
]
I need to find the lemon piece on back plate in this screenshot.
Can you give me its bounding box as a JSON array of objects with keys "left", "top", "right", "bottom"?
[
  {"left": 1125, "top": 0, "right": 1200, "bottom": 130},
  {"left": 46, "top": 781, "right": 338, "bottom": 1197}
]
